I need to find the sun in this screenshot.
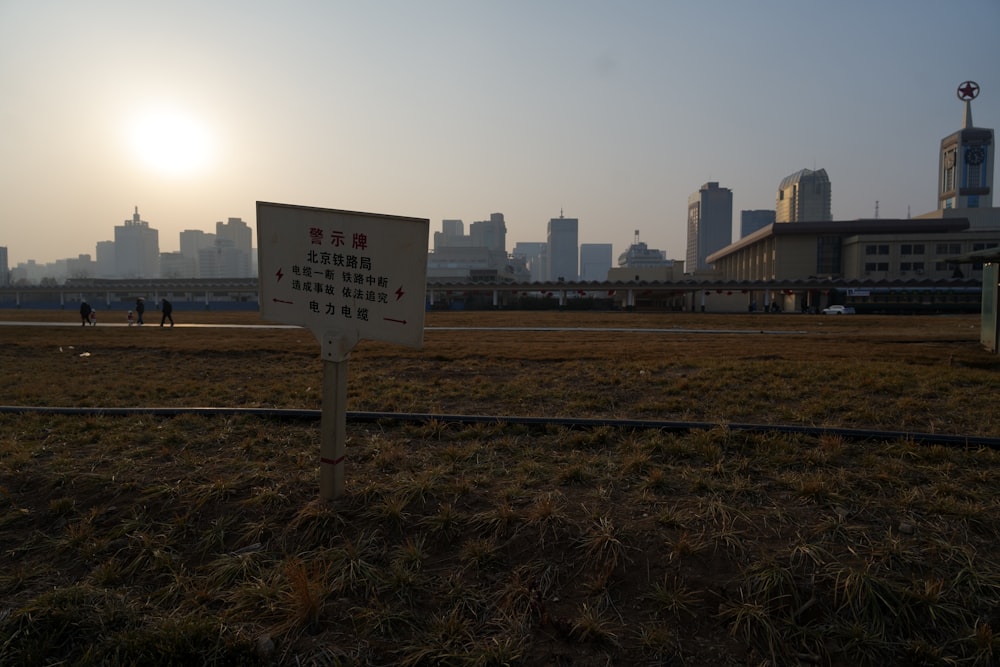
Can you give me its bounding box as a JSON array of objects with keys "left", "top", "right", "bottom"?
[{"left": 127, "top": 107, "right": 216, "bottom": 176}]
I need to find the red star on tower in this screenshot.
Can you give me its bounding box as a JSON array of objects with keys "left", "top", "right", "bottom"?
[{"left": 957, "top": 81, "right": 980, "bottom": 101}]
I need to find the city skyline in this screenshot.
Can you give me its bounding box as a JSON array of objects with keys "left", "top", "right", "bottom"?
[{"left": 2, "top": 1, "right": 998, "bottom": 268}]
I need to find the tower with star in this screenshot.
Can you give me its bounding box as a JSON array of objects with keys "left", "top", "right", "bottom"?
[{"left": 938, "top": 81, "right": 994, "bottom": 211}]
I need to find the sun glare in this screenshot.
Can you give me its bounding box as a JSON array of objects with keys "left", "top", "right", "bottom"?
[{"left": 128, "top": 108, "right": 216, "bottom": 176}]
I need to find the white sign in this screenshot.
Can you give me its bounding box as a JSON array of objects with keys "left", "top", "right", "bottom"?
[{"left": 257, "top": 202, "right": 429, "bottom": 353}]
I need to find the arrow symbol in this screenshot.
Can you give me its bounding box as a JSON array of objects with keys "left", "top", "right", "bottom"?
[
  {"left": 384, "top": 317, "right": 407, "bottom": 325},
  {"left": 273, "top": 298, "right": 294, "bottom": 305}
]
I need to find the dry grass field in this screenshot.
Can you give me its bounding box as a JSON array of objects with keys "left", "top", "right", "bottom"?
[{"left": 2, "top": 309, "right": 999, "bottom": 665}]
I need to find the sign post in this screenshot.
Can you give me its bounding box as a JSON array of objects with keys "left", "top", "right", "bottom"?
[
  {"left": 320, "top": 351, "right": 349, "bottom": 500},
  {"left": 257, "top": 202, "right": 429, "bottom": 500}
]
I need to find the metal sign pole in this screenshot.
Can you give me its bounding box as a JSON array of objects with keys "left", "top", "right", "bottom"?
[{"left": 319, "top": 356, "right": 349, "bottom": 501}]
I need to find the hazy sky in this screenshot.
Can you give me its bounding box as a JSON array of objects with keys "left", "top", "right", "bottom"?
[{"left": 2, "top": 0, "right": 999, "bottom": 267}]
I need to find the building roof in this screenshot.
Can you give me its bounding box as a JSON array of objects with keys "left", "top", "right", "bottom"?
[
  {"left": 777, "top": 168, "right": 829, "bottom": 191},
  {"left": 707, "top": 218, "right": 971, "bottom": 264}
]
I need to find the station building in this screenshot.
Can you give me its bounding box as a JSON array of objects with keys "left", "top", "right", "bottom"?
[{"left": 706, "top": 82, "right": 997, "bottom": 313}]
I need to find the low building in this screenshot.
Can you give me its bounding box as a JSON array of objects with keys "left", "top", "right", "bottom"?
[
  {"left": 705, "top": 217, "right": 993, "bottom": 312},
  {"left": 707, "top": 218, "right": 977, "bottom": 282}
]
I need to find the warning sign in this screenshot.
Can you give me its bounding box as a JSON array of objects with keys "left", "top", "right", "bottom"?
[{"left": 257, "top": 202, "right": 429, "bottom": 351}]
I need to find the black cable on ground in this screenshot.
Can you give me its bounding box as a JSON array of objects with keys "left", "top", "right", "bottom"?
[{"left": 2, "top": 405, "right": 998, "bottom": 449}]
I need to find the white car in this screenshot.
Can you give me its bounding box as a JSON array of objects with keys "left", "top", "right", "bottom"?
[{"left": 822, "top": 305, "right": 855, "bottom": 315}]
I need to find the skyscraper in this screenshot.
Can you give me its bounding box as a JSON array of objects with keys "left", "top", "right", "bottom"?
[
  {"left": 433, "top": 220, "right": 469, "bottom": 250},
  {"left": 215, "top": 217, "right": 253, "bottom": 277},
  {"left": 159, "top": 252, "right": 194, "bottom": 279},
  {"left": 180, "top": 229, "right": 216, "bottom": 278},
  {"left": 547, "top": 213, "right": 578, "bottom": 281},
  {"left": 114, "top": 207, "right": 159, "bottom": 278},
  {"left": 469, "top": 213, "right": 507, "bottom": 253},
  {"left": 427, "top": 214, "right": 517, "bottom": 281},
  {"left": 579, "top": 243, "right": 612, "bottom": 281},
  {"left": 686, "top": 182, "right": 733, "bottom": 272},
  {"left": 512, "top": 242, "right": 547, "bottom": 282},
  {"left": 740, "top": 209, "right": 776, "bottom": 238},
  {"left": 775, "top": 168, "right": 832, "bottom": 222},
  {"left": 95, "top": 241, "right": 115, "bottom": 278},
  {"left": 441, "top": 219, "right": 464, "bottom": 236}
]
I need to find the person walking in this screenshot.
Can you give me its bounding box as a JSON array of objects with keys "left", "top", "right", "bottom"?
[
  {"left": 79, "top": 300, "right": 92, "bottom": 326},
  {"left": 160, "top": 298, "right": 174, "bottom": 327},
  {"left": 135, "top": 297, "right": 145, "bottom": 325}
]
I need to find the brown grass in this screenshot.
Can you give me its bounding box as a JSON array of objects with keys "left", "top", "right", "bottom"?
[{"left": 1, "top": 309, "right": 999, "bottom": 665}]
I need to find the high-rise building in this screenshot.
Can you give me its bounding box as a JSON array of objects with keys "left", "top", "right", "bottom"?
[
  {"left": 686, "top": 182, "right": 733, "bottom": 272},
  {"left": 179, "top": 229, "right": 216, "bottom": 278},
  {"left": 95, "top": 241, "right": 116, "bottom": 278},
  {"left": 433, "top": 220, "right": 467, "bottom": 250},
  {"left": 427, "top": 214, "right": 524, "bottom": 281},
  {"left": 0, "top": 246, "right": 8, "bottom": 286},
  {"left": 198, "top": 245, "right": 221, "bottom": 279},
  {"left": 512, "top": 242, "right": 547, "bottom": 282},
  {"left": 740, "top": 210, "right": 776, "bottom": 238},
  {"left": 441, "top": 219, "right": 464, "bottom": 236},
  {"left": 470, "top": 213, "right": 507, "bottom": 253},
  {"left": 579, "top": 244, "right": 613, "bottom": 281},
  {"left": 159, "top": 252, "right": 194, "bottom": 279},
  {"left": 114, "top": 207, "right": 159, "bottom": 278},
  {"left": 198, "top": 239, "right": 242, "bottom": 278},
  {"left": 775, "top": 169, "right": 832, "bottom": 222},
  {"left": 547, "top": 213, "right": 579, "bottom": 281},
  {"left": 938, "top": 81, "right": 994, "bottom": 211},
  {"left": 215, "top": 217, "right": 253, "bottom": 277}
]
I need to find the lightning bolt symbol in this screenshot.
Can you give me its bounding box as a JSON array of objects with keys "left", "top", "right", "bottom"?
[
  {"left": 276, "top": 268, "right": 284, "bottom": 282},
  {"left": 395, "top": 286, "right": 405, "bottom": 301}
]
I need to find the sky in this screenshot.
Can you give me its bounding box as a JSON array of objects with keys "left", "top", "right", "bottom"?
[{"left": 2, "top": 0, "right": 999, "bottom": 267}]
